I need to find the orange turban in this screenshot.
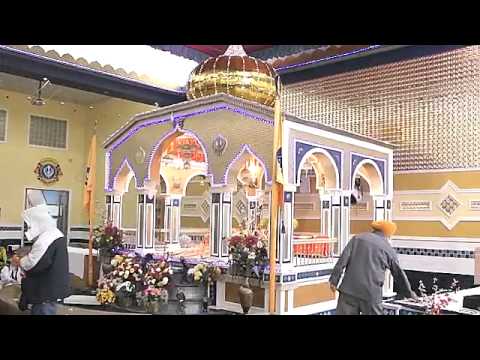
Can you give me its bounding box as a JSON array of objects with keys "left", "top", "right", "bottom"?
[{"left": 371, "top": 221, "right": 397, "bottom": 237}]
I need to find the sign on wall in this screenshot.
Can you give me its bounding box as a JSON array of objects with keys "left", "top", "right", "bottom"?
[{"left": 34, "top": 158, "right": 63, "bottom": 184}]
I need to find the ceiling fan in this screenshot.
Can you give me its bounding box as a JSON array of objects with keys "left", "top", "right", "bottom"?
[{"left": 27, "top": 77, "right": 55, "bottom": 106}]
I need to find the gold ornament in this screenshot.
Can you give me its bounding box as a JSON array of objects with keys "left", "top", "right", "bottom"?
[{"left": 187, "top": 45, "right": 277, "bottom": 107}]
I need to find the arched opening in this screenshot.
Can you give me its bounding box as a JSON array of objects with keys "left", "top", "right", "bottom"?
[
  {"left": 149, "top": 130, "right": 209, "bottom": 253},
  {"left": 177, "top": 174, "right": 211, "bottom": 257},
  {"left": 121, "top": 175, "right": 138, "bottom": 248},
  {"left": 350, "top": 160, "right": 385, "bottom": 236},
  {"left": 228, "top": 148, "right": 268, "bottom": 234},
  {"left": 293, "top": 150, "right": 340, "bottom": 265}
]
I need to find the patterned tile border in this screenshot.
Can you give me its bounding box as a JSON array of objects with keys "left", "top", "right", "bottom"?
[
  {"left": 394, "top": 247, "right": 474, "bottom": 259},
  {"left": 0, "top": 226, "right": 22, "bottom": 231}
]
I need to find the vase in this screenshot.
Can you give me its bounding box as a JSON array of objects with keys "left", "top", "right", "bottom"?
[
  {"left": 117, "top": 295, "right": 133, "bottom": 308},
  {"left": 238, "top": 277, "right": 254, "bottom": 315},
  {"left": 145, "top": 300, "right": 160, "bottom": 314}
]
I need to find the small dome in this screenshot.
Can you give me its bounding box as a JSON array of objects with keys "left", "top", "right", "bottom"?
[{"left": 186, "top": 45, "right": 277, "bottom": 107}]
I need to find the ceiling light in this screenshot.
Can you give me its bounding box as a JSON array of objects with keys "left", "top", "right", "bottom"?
[
  {"left": 60, "top": 101, "right": 65, "bottom": 105},
  {"left": 89, "top": 106, "right": 94, "bottom": 109}
]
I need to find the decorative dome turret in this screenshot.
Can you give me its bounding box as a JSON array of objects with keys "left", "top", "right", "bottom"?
[{"left": 186, "top": 45, "right": 277, "bottom": 107}]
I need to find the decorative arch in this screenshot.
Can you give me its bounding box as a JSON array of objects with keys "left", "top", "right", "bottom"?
[
  {"left": 296, "top": 148, "right": 340, "bottom": 190},
  {"left": 111, "top": 158, "right": 141, "bottom": 194},
  {"left": 145, "top": 127, "right": 210, "bottom": 188},
  {"left": 222, "top": 144, "right": 271, "bottom": 188},
  {"left": 351, "top": 159, "right": 384, "bottom": 196}
]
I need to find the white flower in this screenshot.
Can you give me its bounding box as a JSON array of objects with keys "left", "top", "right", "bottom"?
[
  {"left": 119, "top": 271, "right": 124, "bottom": 276},
  {"left": 138, "top": 269, "right": 143, "bottom": 274},
  {"left": 187, "top": 268, "right": 195, "bottom": 275},
  {"left": 248, "top": 253, "right": 256, "bottom": 259},
  {"left": 228, "top": 255, "right": 233, "bottom": 260},
  {"left": 156, "top": 267, "right": 161, "bottom": 272},
  {"left": 243, "top": 247, "right": 248, "bottom": 252},
  {"left": 124, "top": 272, "right": 129, "bottom": 279},
  {"left": 161, "top": 277, "right": 169, "bottom": 286},
  {"left": 169, "top": 269, "right": 173, "bottom": 275},
  {"left": 256, "top": 241, "right": 263, "bottom": 248}
]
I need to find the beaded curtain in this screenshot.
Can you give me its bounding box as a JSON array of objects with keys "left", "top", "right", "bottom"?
[{"left": 283, "top": 46, "right": 480, "bottom": 172}]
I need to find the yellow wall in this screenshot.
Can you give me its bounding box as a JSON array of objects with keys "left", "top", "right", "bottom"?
[
  {"left": 0, "top": 88, "right": 89, "bottom": 226},
  {"left": 0, "top": 87, "right": 153, "bottom": 229}
]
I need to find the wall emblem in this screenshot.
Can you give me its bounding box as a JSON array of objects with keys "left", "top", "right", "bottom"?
[
  {"left": 212, "top": 134, "right": 227, "bottom": 156},
  {"left": 34, "top": 158, "right": 63, "bottom": 184},
  {"left": 135, "top": 146, "right": 146, "bottom": 165}
]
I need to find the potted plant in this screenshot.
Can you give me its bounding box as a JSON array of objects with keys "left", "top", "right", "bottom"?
[{"left": 227, "top": 231, "right": 269, "bottom": 314}]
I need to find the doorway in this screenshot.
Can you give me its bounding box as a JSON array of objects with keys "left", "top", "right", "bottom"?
[{"left": 23, "top": 188, "right": 70, "bottom": 245}]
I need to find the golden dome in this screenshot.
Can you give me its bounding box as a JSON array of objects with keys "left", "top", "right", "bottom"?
[{"left": 186, "top": 45, "right": 277, "bottom": 107}]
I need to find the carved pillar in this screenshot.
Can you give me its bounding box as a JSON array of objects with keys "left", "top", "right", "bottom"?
[
  {"left": 210, "top": 191, "right": 233, "bottom": 258},
  {"left": 136, "top": 192, "right": 155, "bottom": 255},
  {"left": 281, "top": 192, "right": 294, "bottom": 263},
  {"left": 165, "top": 195, "right": 182, "bottom": 247},
  {"left": 105, "top": 193, "right": 122, "bottom": 227}
]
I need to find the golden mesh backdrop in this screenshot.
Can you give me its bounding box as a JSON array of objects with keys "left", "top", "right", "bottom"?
[{"left": 283, "top": 46, "right": 480, "bottom": 171}]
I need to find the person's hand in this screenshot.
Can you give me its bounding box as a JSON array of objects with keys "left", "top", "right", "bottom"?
[
  {"left": 11, "top": 255, "right": 21, "bottom": 267},
  {"left": 329, "top": 282, "right": 337, "bottom": 293}
]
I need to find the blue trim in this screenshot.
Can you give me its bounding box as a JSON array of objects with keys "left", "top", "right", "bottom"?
[
  {"left": 295, "top": 141, "right": 342, "bottom": 186},
  {"left": 280, "top": 45, "right": 467, "bottom": 85},
  {"left": 297, "top": 269, "right": 332, "bottom": 280},
  {"left": 351, "top": 154, "right": 386, "bottom": 193}
]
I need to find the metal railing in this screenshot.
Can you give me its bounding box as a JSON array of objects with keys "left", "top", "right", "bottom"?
[{"left": 293, "top": 237, "right": 338, "bottom": 266}]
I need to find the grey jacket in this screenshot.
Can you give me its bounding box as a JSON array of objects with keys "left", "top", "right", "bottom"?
[{"left": 329, "top": 230, "right": 414, "bottom": 304}]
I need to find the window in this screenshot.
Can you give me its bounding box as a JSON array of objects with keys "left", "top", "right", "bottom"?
[
  {"left": 29, "top": 115, "right": 67, "bottom": 149},
  {"left": 0, "top": 109, "right": 6, "bottom": 142}
]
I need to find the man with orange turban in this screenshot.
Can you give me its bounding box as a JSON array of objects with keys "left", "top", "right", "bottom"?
[{"left": 329, "top": 220, "right": 416, "bottom": 315}]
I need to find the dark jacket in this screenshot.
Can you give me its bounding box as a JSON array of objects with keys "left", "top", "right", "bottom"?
[
  {"left": 21, "top": 236, "right": 70, "bottom": 305},
  {"left": 329, "top": 230, "right": 414, "bottom": 304}
]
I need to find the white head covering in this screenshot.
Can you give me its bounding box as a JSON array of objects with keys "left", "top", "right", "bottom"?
[
  {"left": 20, "top": 205, "right": 63, "bottom": 271},
  {"left": 22, "top": 204, "right": 57, "bottom": 241}
]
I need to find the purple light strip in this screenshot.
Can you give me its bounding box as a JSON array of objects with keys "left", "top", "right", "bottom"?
[
  {"left": 217, "top": 144, "right": 272, "bottom": 187},
  {"left": 275, "top": 45, "right": 383, "bottom": 72},
  {"left": 108, "top": 157, "right": 141, "bottom": 192},
  {"left": 0, "top": 45, "right": 185, "bottom": 94},
  {"left": 105, "top": 104, "right": 274, "bottom": 189},
  {"left": 107, "top": 104, "right": 273, "bottom": 153}
]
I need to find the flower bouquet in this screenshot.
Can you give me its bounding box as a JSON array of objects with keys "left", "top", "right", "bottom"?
[
  {"left": 228, "top": 231, "right": 269, "bottom": 280},
  {"left": 93, "top": 222, "right": 123, "bottom": 260},
  {"left": 107, "top": 256, "right": 143, "bottom": 308},
  {"left": 96, "top": 287, "right": 116, "bottom": 305},
  {"left": 142, "top": 259, "right": 173, "bottom": 312}
]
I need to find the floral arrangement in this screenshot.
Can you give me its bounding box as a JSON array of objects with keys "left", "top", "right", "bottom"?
[
  {"left": 415, "top": 278, "right": 460, "bottom": 315},
  {"left": 143, "top": 259, "right": 173, "bottom": 289},
  {"left": 188, "top": 262, "right": 222, "bottom": 284},
  {"left": 99, "top": 255, "right": 143, "bottom": 300},
  {"left": 93, "top": 222, "right": 123, "bottom": 256},
  {"left": 0, "top": 247, "right": 6, "bottom": 268},
  {"left": 228, "top": 231, "right": 269, "bottom": 279},
  {"left": 96, "top": 288, "right": 116, "bottom": 305}
]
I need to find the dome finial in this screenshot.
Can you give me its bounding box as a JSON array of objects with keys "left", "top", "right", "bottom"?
[{"left": 224, "top": 45, "right": 247, "bottom": 56}]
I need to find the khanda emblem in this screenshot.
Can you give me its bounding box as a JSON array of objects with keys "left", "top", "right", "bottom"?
[
  {"left": 212, "top": 134, "right": 227, "bottom": 156},
  {"left": 34, "top": 158, "right": 63, "bottom": 184}
]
